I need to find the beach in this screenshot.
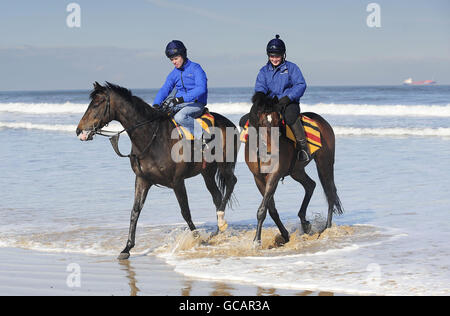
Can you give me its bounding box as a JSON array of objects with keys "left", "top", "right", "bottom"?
[
  {"left": 1, "top": 86, "right": 449, "bottom": 296},
  {"left": 0, "top": 247, "right": 338, "bottom": 296}
]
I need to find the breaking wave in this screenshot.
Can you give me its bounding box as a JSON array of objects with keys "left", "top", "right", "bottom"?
[
  {"left": 1, "top": 121, "right": 450, "bottom": 138},
  {"left": 333, "top": 126, "right": 450, "bottom": 137},
  {"left": 0, "top": 102, "right": 87, "bottom": 114},
  {"left": 2, "top": 102, "right": 450, "bottom": 117},
  {"left": 0, "top": 121, "right": 124, "bottom": 133},
  {"left": 209, "top": 102, "right": 450, "bottom": 117}
]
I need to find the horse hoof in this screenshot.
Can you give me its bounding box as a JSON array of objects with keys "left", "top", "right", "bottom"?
[
  {"left": 253, "top": 240, "right": 262, "bottom": 250},
  {"left": 302, "top": 221, "right": 312, "bottom": 235},
  {"left": 118, "top": 252, "right": 130, "bottom": 260},
  {"left": 218, "top": 221, "right": 228, "bottom": 232},
  {"left": 217, "top": 211, "right": 228, "bottom": 232},
  {"left": 275, "top": 234, "right": 289, "bottom": 246},
  {"left": 192, "top": 230, "right": 201, "bottom": 239}
]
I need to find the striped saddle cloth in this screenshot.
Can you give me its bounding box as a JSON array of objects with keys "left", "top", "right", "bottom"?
[
  {"left": 171, "top": 109, "right": 215, "bottom": 140},
  {"left": 239, "top": 114, "right": 322, "bottom": 155}
]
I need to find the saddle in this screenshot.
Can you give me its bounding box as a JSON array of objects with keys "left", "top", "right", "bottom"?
[
  {"left": 239, "top": 114, "right": 322, "bottom": 155},
  {"left": 171, "top": 108, "right": 215, "bottom": 140}
]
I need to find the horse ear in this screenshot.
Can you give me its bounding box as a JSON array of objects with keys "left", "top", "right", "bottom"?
[
  {"left": 249, "top": 103, "right": 258, "bottom": 127},
  {"left": 252, "top": 91, "right": 267, "bottom": 107},
  {"left": 93, "top": 81, "right": 102, "bottom": 89}
]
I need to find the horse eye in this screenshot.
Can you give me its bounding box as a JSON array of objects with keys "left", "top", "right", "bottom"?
[{"left": 93, "top": 98, "right": 105, "bottom": 107}]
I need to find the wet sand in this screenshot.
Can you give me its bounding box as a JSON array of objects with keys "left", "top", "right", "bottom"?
[{"left": 0, "top": 247, "right": 343, "bottom": 296}]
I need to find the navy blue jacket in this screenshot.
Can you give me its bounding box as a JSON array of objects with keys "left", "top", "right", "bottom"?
[
  {"left": 154, "top": 59, "right": 208, "bottom": 106},
  {"left": 255, "top": 60, "right": 307, "bottom": 102}
]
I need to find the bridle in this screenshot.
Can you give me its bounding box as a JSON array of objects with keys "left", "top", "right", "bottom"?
[{"left": 91, "top": 94, "right": 162, "bottom": 163}]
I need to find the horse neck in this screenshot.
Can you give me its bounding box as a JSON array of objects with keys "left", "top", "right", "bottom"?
[{"left": 113, "top": 97, "right": 161, "bottom": 150}]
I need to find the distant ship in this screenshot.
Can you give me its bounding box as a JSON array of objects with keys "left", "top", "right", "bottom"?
[{"left": 403, "top": 78, "right": 437, "bottom": 85}]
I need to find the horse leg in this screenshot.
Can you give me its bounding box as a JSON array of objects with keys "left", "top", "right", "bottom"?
[
  {"left": 267, "top": 199, "right": 289, "bottom": 244},
  {"left": 173, "top": 180, "right": 197, "bottom": 232},
  {"left": 118, "top": 176, "right": 152, "bottom": 260},
  {"left": 291, "top": 168, "right": 316, "bottom": 234},
  {"left": 254, "top": 176, "right": 289, "bottom": 243},
  {"left": 254, "top": 175, "right": 281, "bottom": 247},
  {"left": 201, "top": 167, "right": 227, "bottom": 233}
]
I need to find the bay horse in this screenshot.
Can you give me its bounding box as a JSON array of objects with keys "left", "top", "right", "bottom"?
[
  {"left": 76, "top": 82, "right": 239, "bottom": 259},
  {"left": 245, "top": 92, "right": 343, "bottom": 246}
]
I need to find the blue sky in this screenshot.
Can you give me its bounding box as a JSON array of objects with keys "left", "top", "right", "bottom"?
[{"left": 0, "top": 0, "right": 449, "bottom": 90}]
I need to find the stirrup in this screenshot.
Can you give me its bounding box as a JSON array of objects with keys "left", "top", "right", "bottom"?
[
  {"left": 297, "top": 149, "right": 310, "bottom": 162},
  {"left": 202, "top": 138, "right": 209, "bottom": 152},
  {"left": 295, "top": 138, "right": 310, "bottom": 162},
  {"left": 194, "top": 137, "right": 210, "bottom": 152},
  {"left": 297, "top": 142, "right": 311, "bottom": 162}
]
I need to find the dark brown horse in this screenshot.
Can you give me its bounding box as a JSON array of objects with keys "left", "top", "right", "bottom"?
[
  {"left": 76, "top": 82, "right": 239, "bottom": 259},
  {"left": 245, "top": 92, "right": 343, "bottom": 246}
]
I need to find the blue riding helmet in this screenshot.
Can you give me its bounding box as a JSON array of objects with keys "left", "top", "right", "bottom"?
[
  {"left": 165, "top": 40, "right": 187, "bottom": 59},
  {"left": 266, "top": 34, "right": 286, "bottom": 56}
]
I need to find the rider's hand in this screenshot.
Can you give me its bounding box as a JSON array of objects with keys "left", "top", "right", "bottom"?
[
  {"left": 275, "top": 96, "right": 291, "bottom": 113},
  {"left": 172, "top": 97, "right": 184, "bottom": 105}
]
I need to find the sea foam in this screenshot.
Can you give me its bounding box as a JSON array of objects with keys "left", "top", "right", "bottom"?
[
  {"left": 2, "top": 102, "right": 450, "bottom": 117},
  {"left": 1, "top": 121, "right": 449, "bottom": 138}
]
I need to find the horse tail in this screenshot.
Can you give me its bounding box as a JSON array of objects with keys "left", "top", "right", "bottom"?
[
  {"left": 216, "top": 169, "right": 227, "bottom": 197},
  {"left": 317, "top": 163, "right": 344, "bottom": 215},
  {"left": 211, "top": 112, "right": 239, "bottom": 210},
  {"left": 215, "top": 165, "right": 236, "bottom": 209}
]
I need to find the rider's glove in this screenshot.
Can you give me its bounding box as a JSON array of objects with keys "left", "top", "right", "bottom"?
[
  {"left": 275, "top": 96, "right": 291, "bottom": 113},
  {"left": 172, "top": 97, "right": 184, "bottom": 105}
]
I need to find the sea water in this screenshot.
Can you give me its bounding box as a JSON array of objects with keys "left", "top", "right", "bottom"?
[{"left": 0, "top": 86, "right": 449, "bottom": 295}]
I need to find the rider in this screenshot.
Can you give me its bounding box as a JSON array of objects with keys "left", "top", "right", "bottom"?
[
  {"left": 252, "top": 35, "right": 309, "bottom": 162},
  {"left": 153, "top": 40, "right": 208, "bottom": 142}
]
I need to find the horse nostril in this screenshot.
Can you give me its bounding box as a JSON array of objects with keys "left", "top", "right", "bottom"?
[{"left": 76, "top": 128, "right": 81, "bottom": 136}]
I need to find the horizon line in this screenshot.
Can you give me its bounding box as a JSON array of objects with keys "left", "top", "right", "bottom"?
[{"left": 1, "top": 84, "right": 449, "bottom": 93}]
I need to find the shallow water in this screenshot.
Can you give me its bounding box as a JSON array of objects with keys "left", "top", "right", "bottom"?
[{"left": 0, "top": 86, "right": 449, "bottom": 295}]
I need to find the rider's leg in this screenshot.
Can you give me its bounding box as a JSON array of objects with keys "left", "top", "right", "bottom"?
[
  {"left": 284, "top": 103, "right": 310, "bottom": 162},
  {"left": 173, "top": 103, "right": 205, "bottom": 140}
]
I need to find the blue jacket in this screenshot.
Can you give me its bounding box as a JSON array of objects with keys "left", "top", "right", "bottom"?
[
  {"left": 153, "top": 59, "right": 208, "bottom": 106},
  {"left": 254, "top": 60, "right": 307, "bottom": 103}
]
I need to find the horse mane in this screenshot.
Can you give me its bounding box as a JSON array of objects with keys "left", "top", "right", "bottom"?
[
  {"left": 249, "top": 92, "right": 278, "bottom": 127},
  {"left": 90, "top": 82, "right": 165, "bottom": 120}
]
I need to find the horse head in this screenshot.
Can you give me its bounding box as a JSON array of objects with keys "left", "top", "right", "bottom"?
[
  {"left": 249, "top": 92, "right": 280, "bottom": 129},
  {"left": 76, "top": 82, "right": 117, "bottom": 141},
  {"left": 248, "top": 92, "right": 282, "bottom": 158}
]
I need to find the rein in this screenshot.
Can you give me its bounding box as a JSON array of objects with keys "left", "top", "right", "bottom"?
[
  {"left": 94, "top": 119, "right": 160, "bottom": 160},
  {"left": 92, "top": 96, "right": 163, "bottom": 160}
]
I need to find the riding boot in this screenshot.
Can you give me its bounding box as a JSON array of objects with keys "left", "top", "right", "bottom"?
[
  {"left": 193, "top": 137, "right": 209, "bottom": 153},
  {"left": 201, "top": 137, "right": 209, "bottom": 152},
  {"left": 193, "top": 137, "right": 209, "bottom": 169},
  {"left": 288, "top": 117, "right": 310, "bottom": 162}
]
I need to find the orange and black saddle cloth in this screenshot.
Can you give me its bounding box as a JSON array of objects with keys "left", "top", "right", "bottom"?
[
  {"left": 239, "top": 114, "right": 322, "bottom": 154},
  {"left": 171, "top": 108, "right": 215, "bottom": 140}
]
